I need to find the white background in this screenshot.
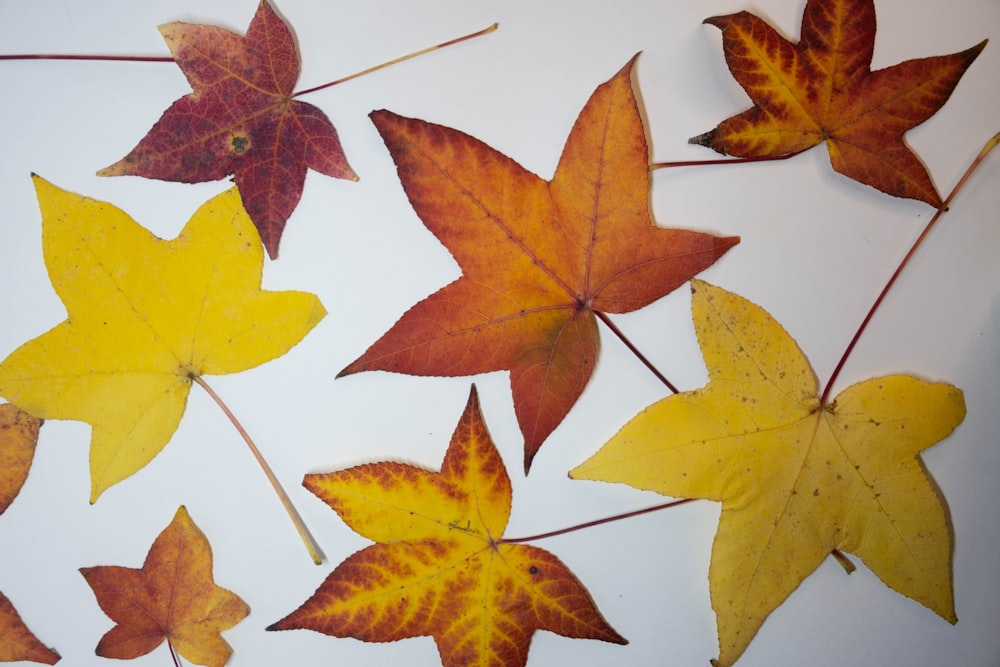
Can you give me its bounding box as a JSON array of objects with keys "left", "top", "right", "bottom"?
[{"left": 1, "top": 1, "right": 998, "bottom": 665}]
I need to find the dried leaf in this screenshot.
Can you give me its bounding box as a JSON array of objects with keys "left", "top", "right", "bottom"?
[
  {"left": 269, "top": 386, "right": 626, "bottom": 667},
  {"left": 690, "top": 0, "right": 986, "bottom": 206},
  {"left": 0, "top": 404, "right": 42, "bottom": 515},
  {"left": 0, "top": 176, "right": 325, "bottom": 502},
  {"left": 98, "top": 0, "right": 357, "bottom": 258},
  {"left": 80, "top": 506, "right": 248, "bottom": 667},
  {"left": 0, "top": 591, "right": 59, "bottom": 664},
  {"left": 571, "top": 279, "right": 965, "bottom": 666},
  {"left": 340, "top": 57, "right": 738, "bottom": 470}
]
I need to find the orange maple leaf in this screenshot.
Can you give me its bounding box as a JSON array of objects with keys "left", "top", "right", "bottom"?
[
  {"left": 268, "top": 385, "right": 626, "bottom": 667},
  {"left": 0, "top": 404, "right": 42, "bottom": 515},
  {"left": 0, "top": 591, "right": 59, "bottom": 664},
  {"left": 339, "top": 56, "right": 738, "bottom": 470},
  {"left": 689, "top": 0, "right": 986, "bottom": 207},
  {"left": 80, "top": 507, "right": 249, "bottom": 667},
  {"left": 98, "top": 0, "right": 357, "bottom": 258}
]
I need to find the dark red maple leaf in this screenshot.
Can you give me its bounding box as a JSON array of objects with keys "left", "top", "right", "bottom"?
[{"left": 99, "top": 0, "right": 357, "bottom": 258}]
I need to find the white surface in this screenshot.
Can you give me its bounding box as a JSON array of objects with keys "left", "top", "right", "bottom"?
[{"left": 0, "top": 1, "right": 998, "bottom": 665}]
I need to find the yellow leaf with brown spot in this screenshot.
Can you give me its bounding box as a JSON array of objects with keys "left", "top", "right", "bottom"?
[
  {"left": 269, "top": 386, "right": 626, "bottom": 667},
  {"left": 571, "top": 280, "right": 965, "bottom": 667}
]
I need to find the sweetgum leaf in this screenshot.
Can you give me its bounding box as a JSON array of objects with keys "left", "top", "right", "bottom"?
[
  {"left": 340, "top": 56, "right": 738, "bottom": 470},
  {"left": 98, "top": 0, "right": 357, "bottom": 258},
  {"left": 0, "top": 404, "right": 42, "bottom": 515},
  {"left": 0, "top": 591, "right": 59, "bottom": 664},
  {"left": 80, "top": 506, "right": 248, "bottom": 667},
  {"left": 269, "top": 386, "right": 626, "bottom": 667},
  {"left": 690, "top": 0, "right": 986, "bottom": 207},
  {"left": 0, "top": 177, "right": 325, "bottom": 501},
  {"left": 572, "top": 280, "right": 965, "bottom": 666}
]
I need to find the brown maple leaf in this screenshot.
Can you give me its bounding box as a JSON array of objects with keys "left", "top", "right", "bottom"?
[
  {"left": 339, "top": 56, "right": 738, "bottom": 470},
  {"left": 689, "top": 0, "right": 986, "bottom": 207},
  {"left": 80, "top": 506, "right": 249, "bottom": 667},
  {"left": 0, "top": 591, "right": 59, "bottom": 664},
  {"left": 268, "top": 385, "right": 626, "bottom": 667},
  {"left": 98, "top": 0, "right": 357, "bottom": 258},
  {"left": 0, "top": 404, "right": 42, "bottom": 515}
]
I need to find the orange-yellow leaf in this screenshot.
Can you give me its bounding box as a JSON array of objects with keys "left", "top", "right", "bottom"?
[
  {"left": 690, "top": 0, "right": 986, "bottom": 206},
  {"left": 571, "top": 280, "right": 965, "bottom": 666},
  {"left": 340, "top": 57, "right": 738, "bottom": 470},
  {"left": 269, "top": 386, "right": 626, "bottom": 667},
  {"left": 0, "top": 177, "right": 325, "bottom": 502},
  {"left": 0, "top": 404, "right": 42, "bottom": 515},
  {"left": 0, "top": 591, "right": 59, "bottom": 664},
  {"left": 98, "top": 0, "right": 357, "bottom": 258},
  {"left": 80, "top": 506, "right": 248, "bottom": 667}
]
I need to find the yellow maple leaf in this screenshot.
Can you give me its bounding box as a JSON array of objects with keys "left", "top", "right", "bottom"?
[
  {"left": 0, "top": 176, "right": 325, "bottom": 502},
  {"left": 571, "top": 279, "right": 965, "bottom": 667},
  {"left": 268, "top": 386, "right": 626, "bottom": 667}
]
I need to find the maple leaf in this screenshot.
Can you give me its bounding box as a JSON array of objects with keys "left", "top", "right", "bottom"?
[
  {"left": 689, "top": 0, "right": 986, "bottom": 207},
  {"left": 98, "top": 0, "right": 357, "bottom": 258},
  {"left": 339, "top": 56, "right": 738, "bottom": 470},
  {"left": 80, "top": 506, "right": 249, "bottom": 667},
  {"left": 571, "top": 279, "right": 965, "bottom": 667},
  {"left": 268, "top": 385, "right": 626, "bottom": 667},
  {"left": 0, "top": 404, "right": 42, "bottom": 515},
  {"left": 0, "top": 177, "right": 325, "bottom": 502},
  {"left": 0, "top": 591, "right": 59, "bottom": 665}
]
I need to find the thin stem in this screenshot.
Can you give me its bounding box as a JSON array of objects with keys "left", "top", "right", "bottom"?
[
  {"left": 821, "top": 131, "right": 1000, "bottom": 404},
  {"left": 594, "top": 310, "right": 679, "bottom": 393},
  {"left": 0, "top": 54, "right": 173, "bottom": 62},
  {"left": 831, "top": 549, "right": 856, "bottom": 575},
  {"left": 292, "top": 23, "right": 498, "bottom": 98},
  {"left": 650, "top": 150, "right": 802, "bottom": 170},
  {"left": 500, "top": 498, "right": 695, "bottom": 544},
  {"left": 168, "top": 641, "right": 182, "bottom": 667},
  {"left": 191, "top": 375, "right": 323, "bottom": 565}
]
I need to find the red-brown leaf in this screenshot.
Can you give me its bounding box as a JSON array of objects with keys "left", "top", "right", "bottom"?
[{"left": 98, "top": 1, "right": 357, "bottom": 258}]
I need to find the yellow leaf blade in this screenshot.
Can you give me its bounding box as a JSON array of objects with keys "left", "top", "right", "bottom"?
[
  {"left": 572, "top": 280, "right": 964, "bottom": 667},
  {"left": 0, "top": 177, "right": 325, "bottom": 501}
]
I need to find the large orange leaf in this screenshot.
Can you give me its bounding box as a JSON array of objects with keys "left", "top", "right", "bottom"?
[
  {"left": 80, "top": 506, "right": 249, "bottom": 667},
  {"left": 690, "top": 0, "right": 986, "bottom": 207},
  {"left": 268, "top": 385, "right": 626, "bottom": 667},
  {"left": 571, "top": 280, "right": 966, "bottom": 666},
  {"left": 98, "top": 0, "right": 357, "bottom": 258},
  {"left": 0, "top": 591, "right": 59, "bottom": 664},
  {"left": 339, "top": 57, "right": 738, "bottom": 470},
  {"left": 0, "top": 404, "right": 42, "bottom": 515}
]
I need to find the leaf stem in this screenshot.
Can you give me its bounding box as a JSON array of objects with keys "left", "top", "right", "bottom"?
[
  {"left": 191, "top": 375, "right": 323, "bottom": 565},
  {"left": 594, "top": 310, "right": 679, "bottom": 393},
  {"left": 168, "top": 641, "right": 182, "bottom": 667},
  {"left": 292, "top": 23, "right": 498, "bottom": 98},
  {"left": 0, "top": 53, "right": 173, "bottom": 62},
  {"left": 821, "top": 131, "right": 1000, "bottom": 404},
  {"left": 498, "top": 498, "right": 695, "bottom": 544},
  {"left": 650, "top": 150, "right": 802, "bottom": 170}
]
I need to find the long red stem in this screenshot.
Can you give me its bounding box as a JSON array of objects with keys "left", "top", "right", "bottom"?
[
  {"left": 595, "top": 310, "right": 679, "bottom": 394},
  {"left": 0, "top": 54, "right": 172, "bottom": 62},
  {"left": 650, "top": 150, "right": 802, "bottom": 170},
  {"left": 498, "top": 498, "right": 695, "bottom": 544},
  {"left": 821, "top": 131, "right": 1000, "bottom": 404}
]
